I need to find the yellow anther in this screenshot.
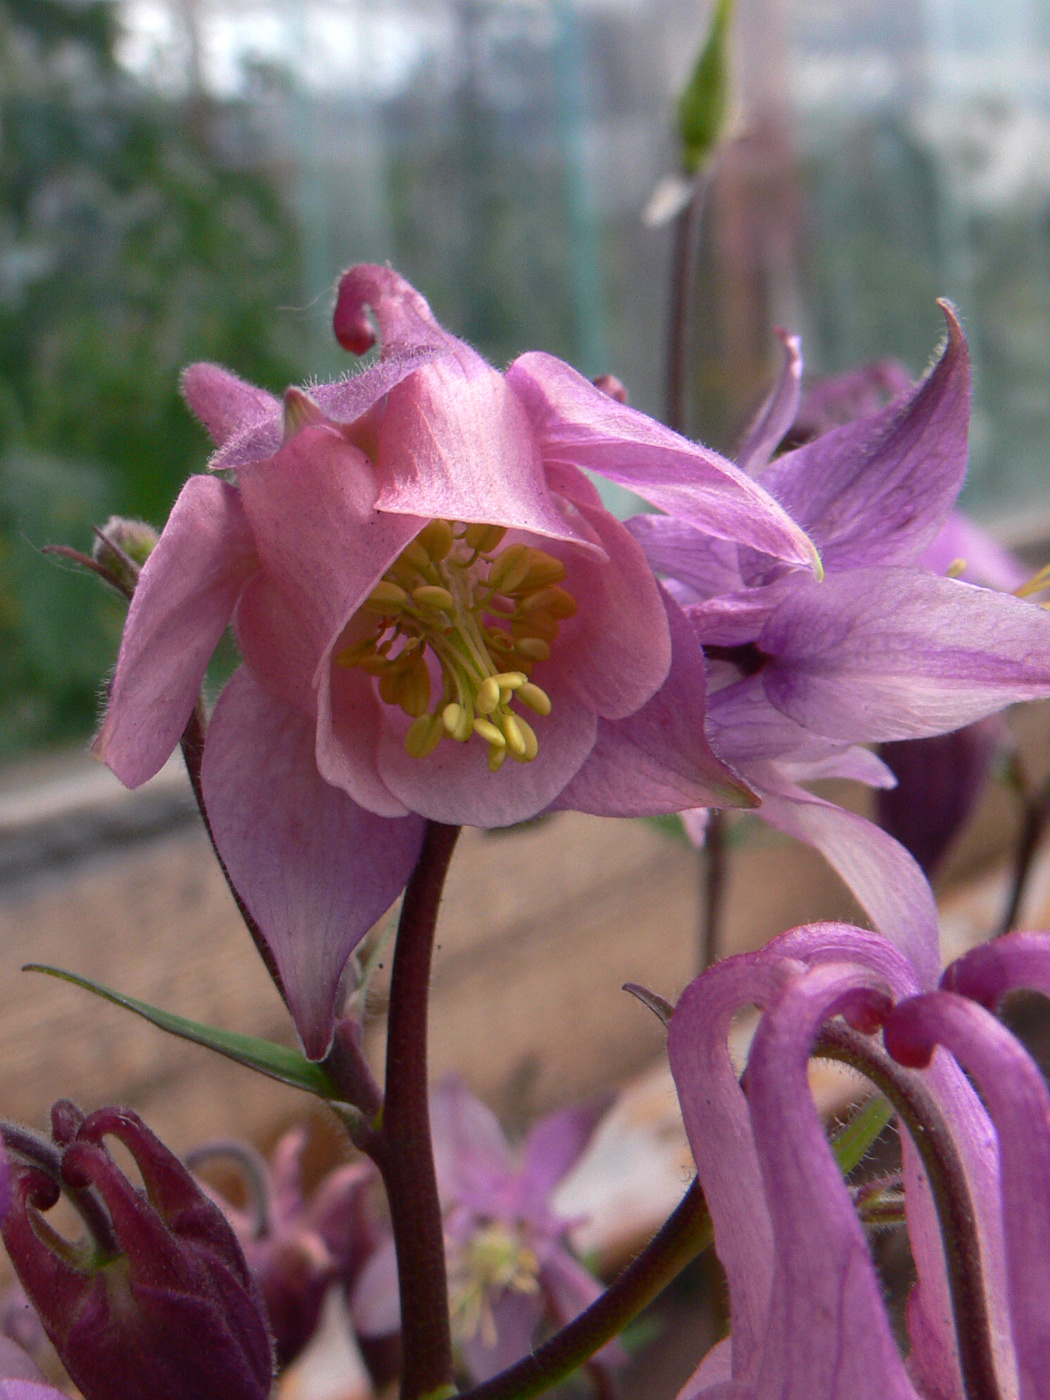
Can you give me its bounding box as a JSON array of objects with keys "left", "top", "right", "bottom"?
[
  {"left": 397, "top": 663, "right": 431, "bottom": 718},
  {"left": 417, "top": 519, "right": 455, "bottom": 561},
  {"left": 464, "top": 522, "right": 509, "bottom": 553},
  {"left": 515, "top": 612, "right": 559, "bottom": 641},
  {"left": 517, "top": 682, "right": 551, "bottom": 716},
  {"left": 506, "top": 716, "right": 537, "bottom": 761},
  {"left": 946, "top": 557, "right": 968, "bottom": 579},
  {"left": 365, "top": 581, "right": 407, "bottom": 614},
  {"left": 473, "top": 717, "right": 506, "bottom": 749},
  {"left": 477, "top": 677, "right": 502, "bottom": 714},
  {"left": 488, "top": 745, "right": 507, "bottom": 773},
  {"left": 492, "top": 671, "right": 527, "bottom": 690},
  {"left": 488, "top": 544, "right": 534, "bottom": 594},
  {"left": 401, "top": 540, "right": 431, "bottom": 572},
  {"left": 379, "top": 670, "right": 400, "bottom": 705},
  {"left": 335, "top": 638, "right": 375, "bottom": 669},
  {"left": 442, "top": 702, "right": 474, "bottom": 742},
  {"left": 515, "top": 637, "right": 551, "bottom": 662},
  {"left": 520, "top": 584, "right": 577, "bottom": 619},
  {"left": 413, "top": 585, "right": 454, "bottom": 612},
  {"left": 502, "top": 712, "right": 528, "bottom": 758},
  {"left": 405, "top": 713, "right": 444, "bottom": 759},
  {"left": 520, "top": 554, "right": 567, "bottom": 589},
  {"left": 1015, "top": 561, "right": 1050, "bottom": 598}
]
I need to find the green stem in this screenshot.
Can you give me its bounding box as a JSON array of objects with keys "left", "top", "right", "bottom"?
[{"left": 459, "top": 1179, "right": 712, "bottom": 1400}]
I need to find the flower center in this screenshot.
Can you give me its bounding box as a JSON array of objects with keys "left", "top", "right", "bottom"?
[
  {"left": 448, "top": 1220, "right": 541, "bottom": 1347},
  {"left": 335, "top": 520, "right": 577, "bottom": 771}
]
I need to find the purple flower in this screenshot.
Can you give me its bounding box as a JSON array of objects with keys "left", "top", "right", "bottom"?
[
  {"left": 631, "top": 309, "right": 1050, "bottom": 982},
  {"left": 2, "top": 1105, "right": 273, "bottom": 1400},
  {"left": 667, "top": 922, "right": 1050, "bottom": 1399},
  {"left": 351, "top": 1078, "right": 619, "bottom": 1385},
  {"left": 191, "top": 1128, "right": 379, "bottom": 1370},
  {"left": 93, "top": 264, "right": 814, "bottom": 1058}
]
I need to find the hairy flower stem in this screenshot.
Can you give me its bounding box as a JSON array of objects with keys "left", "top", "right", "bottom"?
[
  {"left": 665, "top": 185, "right": 703, "bottom": 435},
  {"left": 460, "top": 1179, "right": 713, "bottom": 1400},
  {"left": 374, "top": 821, "right": 461, "bottom": 1400},
  {"left": 815, "top": 1022, "right": 1002, "bottom": 1400}
]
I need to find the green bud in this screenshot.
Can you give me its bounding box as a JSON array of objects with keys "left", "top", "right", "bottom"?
[{"left": 676, "top": 0, "right": 736, "bottom": 176}]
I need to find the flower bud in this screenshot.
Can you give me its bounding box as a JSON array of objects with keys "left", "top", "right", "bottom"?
[
  {"left": 2, "top": 1106, "right": 273, "bottom": 1400},
  {"left": 92, "top": 517, "right": 159, "bottom": 594}
]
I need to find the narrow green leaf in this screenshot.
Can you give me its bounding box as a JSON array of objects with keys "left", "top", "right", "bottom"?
[
  {"left": 24, "top": 964, "right": 341, "bottom": 1100},
  {"left": 831, "top": 1092, "right": 895, "bottom": 1175},
  {"left": 677, "top": 0, "right": 736, "bottom": 175}
]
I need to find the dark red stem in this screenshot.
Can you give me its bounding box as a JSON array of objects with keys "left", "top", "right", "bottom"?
[{"left": 374, "top": 821, "right": 461, "bottom": 1400}]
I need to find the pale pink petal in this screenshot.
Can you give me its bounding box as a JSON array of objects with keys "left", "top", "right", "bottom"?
[
  {"left": 201, "top": 668, "right": 425, "bottom": 1059},
  {"left": 887, "top": 987, "right": 1050, "bottom": 1398},
  {"left": 755, "top": 303, "right": 970, "bottom": 571},
  {"left": 677, "top": 1336, "right": 733, "bottom": 1400},
  {"left": 920, "top": 511, "right": 1027, "bottom": 591},
  {"left": 375, "top": 685, "right": 597, "bottom": 828},
  {"left": 760, "top": 568, "right": 1050, "bottom": 741},
  {"left": 349, "top": 1237, "right": 400, "bottom": 1337},
  {"left": 316, "top": 659, "right": 409, "bottom": 819},
  {"left": 627, "top": 514, "right": 743, "bottom": 601},
  {"left": 521, "top": 1102, "right": 610, "bottom": 1200},
  {"left": 237, "top": 424, "right": 425, "bottom": 666},
  {"left": 735, "top": 328, "right": 804, "bottom": 477},
  {"left": 746, "top": 962, "right": 919, "bottom": 1400},
  {"left": 95, "top": 475, "right": 259, "bottom": 787},
  {"left": 743, "top": 761, "right": 941, "bottom": 988},
  {"left": 181, "top": 363, "right": 279, "bottom": 447},
  {"left": 461, "top": 1290, "right": 542, "bottom": 1383},
  {"left": 234, "top": 573, "right": 320, "bottom": 716},
  {"left": 430, "top": 1078, "right": 515, "bottom": 1199},
  {"left": 548, "top": 471, "right": 671, "bottom": 720},
  {"left": 778, "top": 744, "right": 896, "bottom": 788},
  {"left": 505, "top": 351, "right": 819, "bottom": 570},
  {"left": 668, "top": 954, "right": 785, "bottom": 1389},
  {"left": 553, "top": 592, "right": 757, "bottom": 816},
  {"left": 333, "top": 266, "right": 590, "bottom": 545}
]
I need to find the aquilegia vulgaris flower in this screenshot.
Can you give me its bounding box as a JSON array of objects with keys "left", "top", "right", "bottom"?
[
  {"left": 668, "top": 923, "right": 1050, "bottom": 1400},
  {"left": 93, "top": 264, "right": 818, "bottom": 1056},
  {"left": 633, "top": 308, "right": 1050, "bottom": 981}
]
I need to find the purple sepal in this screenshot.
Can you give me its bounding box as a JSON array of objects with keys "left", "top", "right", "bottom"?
[{"left": 2, "top": 1107, "right": 273, "bottom": 1400}]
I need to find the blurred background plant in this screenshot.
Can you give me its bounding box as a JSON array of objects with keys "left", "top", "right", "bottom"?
[{"left": 4, "top": 0, "right": 1050, "bottom": 761}]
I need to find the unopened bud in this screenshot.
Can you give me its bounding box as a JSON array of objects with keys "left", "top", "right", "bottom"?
[{"left": 92, "top": 516, "right": 159, "bottom": 594}]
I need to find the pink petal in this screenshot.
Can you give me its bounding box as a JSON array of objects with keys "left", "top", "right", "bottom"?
[
  {"left": 505, "top": 351, "right": 819, "bottom": 570},
  {"left": 521, "top": 1101, "right": 610, "bottom": 1199},
  {"left": 668, "top": 953, "right": 784, "bottom": 1389},
  {"left": 755, "top": 302, "right": 970, "bottom": 571},
  {"left": 461, "top": 1289, "right": 543, "bottom": 1383},
  {"left": 316, "top": 659, "right": 409, "bottom": 819},
  {"left": 760, "top": 568, "right": 1050, "bottom": 741},
  {"left": 742, "top": 760, "right": 941, "bottom": 988},
  {"left": 181, "top": 363, "right": 279, "bottom": 447},
  {"left": 237, "top": 425, "right": 425, "bottom": 670},
  {"left": 745, "top": 962, "right": 918, "bottom": 1400},
  {"left": 234, "top": 573, "right": 321, "bottom": 716},
  {"left": 553, "top": 591, "right": 757, "bottom": 816},
  {"left": 430, "top": 1078, "right": 515, "bottom": 1198},
  {"left": 920, "top": 510, "right": 1028, "bottom": 591},
  {"left": 333, "top": 266, "right": 591, "bottom": 544},
  {"left": 375, "top": 682, "right": 597, "bottom": 828},
  {"left": 735, "top": 328, "right": 804, "bottom": 477},
  {"left": 627, "top": 514, "right": 744, "bottom": 601},
  {"left": 886, "top": 989, "right": 1050, "bottom": 1398},
  {"left": 548, "top": 468, "right": 671, "bottom": 720},
  {"left": 201, "top": 667, "right": 425, "bottom": 1059},
  {"left": 95, "top": 475, "right": 259, "bottom": 787}
]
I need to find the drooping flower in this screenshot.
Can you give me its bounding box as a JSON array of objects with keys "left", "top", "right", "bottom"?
[
  {"left": 1, "top": 1104, "right": 274, "bottom": 1400},
  {"left": 667, "top": 922, "right": 1050, "bottom": 1400},
  {"left": 351, "top": 1077, "right": 619, "bottom": 1386},
  {"left": 631, "top": 309, "right": 1050, "bottom": 981},
  {"left": 190, "top": 1128, "right": 380, "bottom": 1370},
  {"left": 93, "top": 264, "right": 817, "bottom": 1057}
]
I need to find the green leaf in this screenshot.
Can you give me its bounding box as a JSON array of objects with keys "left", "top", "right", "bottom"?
[
  {"left": 831, "top": 1092, "right": 895, "bottom": 1175},
  {"left": 24, "top": 964, "right": 341, "bottom": 1100},
  {"left": 676, "top": 0, "right": 736, "bottom": 175}
]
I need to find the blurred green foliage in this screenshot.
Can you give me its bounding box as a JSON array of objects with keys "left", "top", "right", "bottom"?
[{"left": 0, "top": 0, "right": 307, "bottom": 755}]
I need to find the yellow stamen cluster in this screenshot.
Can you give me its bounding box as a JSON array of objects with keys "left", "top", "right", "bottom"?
[
  {"left": 335, "top": 519, "right": 577, "bottom": 770},
  {"left": 448, "top": 1222, "right": 541, "bottom": 1349}
]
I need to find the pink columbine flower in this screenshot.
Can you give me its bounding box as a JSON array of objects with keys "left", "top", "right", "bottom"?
[
  {"left": 350, "top": 1078, "right": 619, "bottom": 1386},
  {"left": 667, "top": 922, "right": 1050, "bottom": 1400},
  {"left": 93, "top": 264, "right": 817, "bottom": 1057}
]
